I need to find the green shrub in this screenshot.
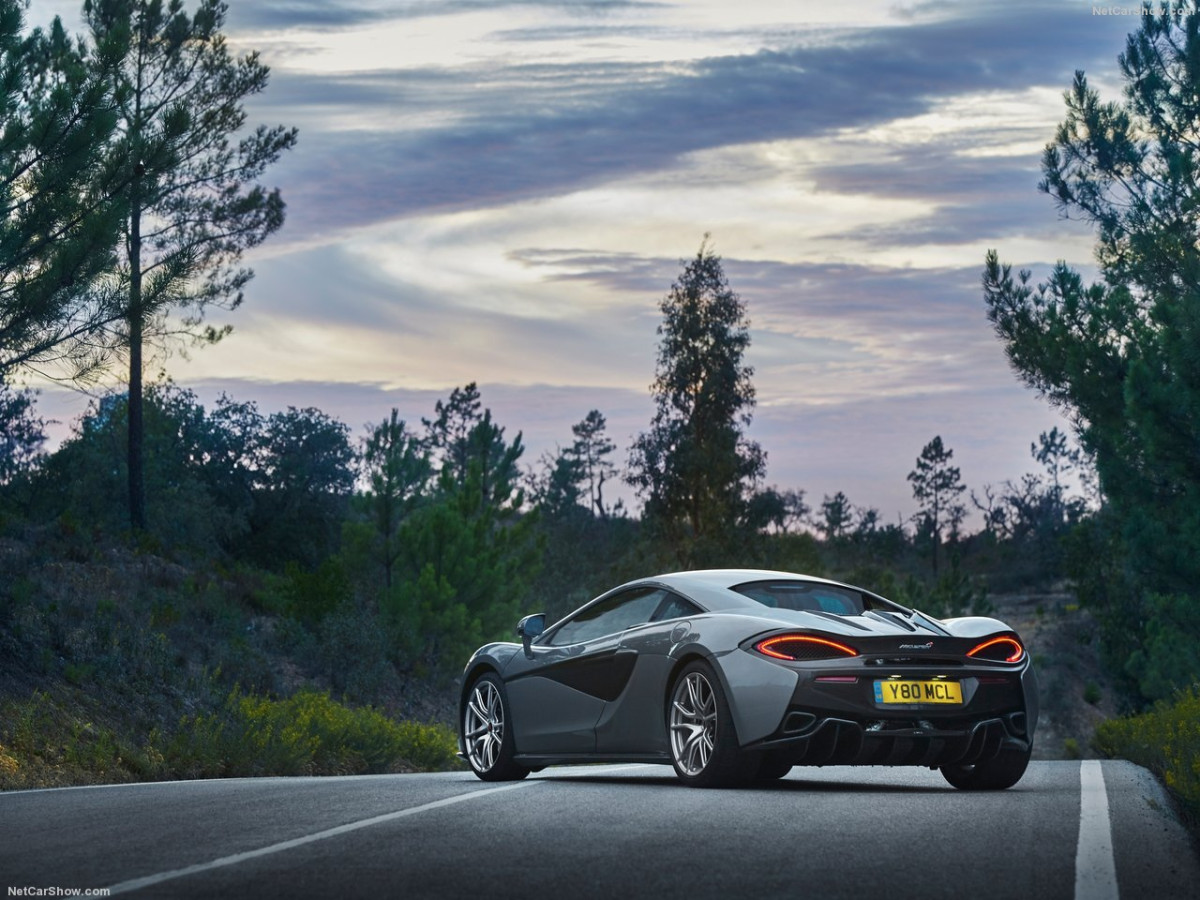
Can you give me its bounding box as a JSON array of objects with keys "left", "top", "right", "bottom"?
[
  {"left": 64, "top": 721, "right": 121, "bottom": 771},
  {"left": 6, "top": 690, "right": 52, "bottom": 754},
  {"left": 167, "top": 688, "right": 460, "bottom": 778},
  {"left": 1094, "top": 684, "right": 1200, "bottom": 822}
]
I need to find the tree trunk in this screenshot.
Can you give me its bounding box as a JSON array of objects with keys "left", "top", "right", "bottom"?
[{"left": 127, "top": 172, "right": 145, "bottom": 532}]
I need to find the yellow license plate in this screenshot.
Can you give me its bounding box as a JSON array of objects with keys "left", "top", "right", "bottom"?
[{"left": 874, "top": 679, "right": 962, "bottom": 705}]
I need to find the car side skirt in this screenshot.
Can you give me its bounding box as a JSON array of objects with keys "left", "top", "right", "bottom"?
[{"left": 512, "top": 752, "right": 672, "bottom": 767}]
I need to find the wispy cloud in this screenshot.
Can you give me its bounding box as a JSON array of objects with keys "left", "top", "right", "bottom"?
[
  {"left": 257, "top": 2, "right": 1127, "bottom": 243},
  {"left": 228, "top": 0, "right": 661, "bottom": 31}
]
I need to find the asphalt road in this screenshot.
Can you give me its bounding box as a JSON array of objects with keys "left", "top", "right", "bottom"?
[{"left": 2, "top": 761, "right": 1197, "bottom": 900}]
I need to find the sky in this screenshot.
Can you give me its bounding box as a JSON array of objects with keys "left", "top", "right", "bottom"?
[{"left": 26, "top": 0, "right": 1139, "bottom": 523}]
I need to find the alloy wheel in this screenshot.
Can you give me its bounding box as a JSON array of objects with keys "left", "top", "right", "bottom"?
[
  {"left": 670, "top": 671, "right": 717, "bottom": 776},
  {"left": 464, "top": 679, "right": 504, "bottom": 773}
]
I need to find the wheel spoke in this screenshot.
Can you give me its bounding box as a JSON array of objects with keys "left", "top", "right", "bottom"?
[
  {"left": 468, "top": 696, "right": 487, "bottom": 722},
  {"left": 486, "top": 686, "right": 501, "bottom": 722}
]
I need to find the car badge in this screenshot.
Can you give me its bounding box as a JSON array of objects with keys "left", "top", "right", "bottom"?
[{"left": 898, "top": 641, "right": 934, "bottom": 651}]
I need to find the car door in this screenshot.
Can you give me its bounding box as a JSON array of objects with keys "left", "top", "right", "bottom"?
[
  {"left": 506, "top": 587, "right": 666, "bottom": 755},
  {"left": 595, "top": 591, "right": 704, "bottom": 754}
]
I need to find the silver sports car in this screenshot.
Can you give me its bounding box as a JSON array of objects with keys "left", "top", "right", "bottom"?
[{"left": 459, "top": 569, "right": 1037, "bottom": 789}]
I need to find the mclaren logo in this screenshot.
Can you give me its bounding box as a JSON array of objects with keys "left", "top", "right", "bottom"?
[{"left": 899, "top": 641, "right": 934, "bottom": 651}]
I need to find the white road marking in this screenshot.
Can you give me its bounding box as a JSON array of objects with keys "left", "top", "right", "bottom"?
[
  {"left": 103, "top": 780, "right": 538, "bottom": 896},
  {"left": 1076, "top": 759, "right": 1119, "bottom": 900}
]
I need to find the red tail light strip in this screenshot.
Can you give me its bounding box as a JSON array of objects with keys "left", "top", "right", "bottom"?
[
  {"left": 756, "top": 634, "right": 859, "bottom": 660},
  {"left": 966, "top": 636, "right": 1025, "bottom": 664}
]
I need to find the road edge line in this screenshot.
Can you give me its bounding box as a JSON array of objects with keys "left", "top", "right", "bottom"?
[
  {"left": 1075, "top": 759, "right": 1119, "bottom": 900},
  {"left": 103, "top": 780, "right": 538, "bottom": 896}
]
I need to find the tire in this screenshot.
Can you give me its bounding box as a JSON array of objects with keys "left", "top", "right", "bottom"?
[
  {"left": 667, "top": 660, "right": 756, "bottom": 788},
  {"left": 755, "top": 754, "right": 793, "bottom": 782},
  {"left": 941, "top": 744, "right": 1031, "bottom": 790},
  {"left": 462, "top": 673, "right": 529, "bottom": 782}
]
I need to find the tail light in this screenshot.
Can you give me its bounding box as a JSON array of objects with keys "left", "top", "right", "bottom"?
[
  {"left": 966, "top": 636, "right": 1025, "bottom": 663},
  {"left": 755, "top": 634, "right": 858, "bottom": 661}
]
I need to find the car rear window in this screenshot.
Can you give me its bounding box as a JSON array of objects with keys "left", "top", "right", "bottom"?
[{"left": 732, "top": 580, "right": 867, "bottom": 616}]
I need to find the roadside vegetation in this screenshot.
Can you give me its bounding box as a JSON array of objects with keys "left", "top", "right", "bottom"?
[
  {"left": 1094, "top": 687, "right": 1200, "bottom": 829},
  {"left": 0, "top": 0, "right": 1197, "bottom": 820},
  {"left": 0, "top": 686, "right": 457, "bottom": 789}
]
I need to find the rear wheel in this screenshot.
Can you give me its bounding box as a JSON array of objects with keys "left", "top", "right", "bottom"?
[
  {"left": 940, "top": 744, "right": 1031, "bottom": 790},
  {"left": 462, "top": 674, "right": 529, "bottom": 782},
  {"left": 668, "top": 661, "right": 756, "bottom": 788}
]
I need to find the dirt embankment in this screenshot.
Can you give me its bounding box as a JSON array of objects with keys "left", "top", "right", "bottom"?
[{"left": 989, "top": 588, "right": 1120, "bottom": 760}]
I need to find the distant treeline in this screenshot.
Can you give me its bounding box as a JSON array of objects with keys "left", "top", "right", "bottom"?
[{"left": 0, "top": 365, "right": 1092, "bottom": 682}]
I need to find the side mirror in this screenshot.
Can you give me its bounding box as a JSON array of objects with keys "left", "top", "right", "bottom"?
[{"left": 516, "top": 613, "right": 546, "bottom": 658}]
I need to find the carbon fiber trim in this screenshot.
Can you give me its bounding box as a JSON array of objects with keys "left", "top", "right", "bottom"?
[{"left": 507, "top": 648, "right": 638, "bottom": 702}]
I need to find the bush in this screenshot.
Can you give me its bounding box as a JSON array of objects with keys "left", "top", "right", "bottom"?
[
  {"left": 167, "top": 688, "right": 460, "bottom": 778},
  {"left": 0, "top": 690, "right": 162, "bottom": 789},
  {"left": 1094, "top": 685, "right": 1200, "bottom": 824}
]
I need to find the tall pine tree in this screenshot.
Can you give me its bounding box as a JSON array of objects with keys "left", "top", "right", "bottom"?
[
  {"left": 983, "top": 5, "right": 1200, "bottom": 697},
  {"left": 628, "top": 239, "right": 765, "bottom": 565},
  {"left": 84, "top": 0, "right": 297, "bottom": 531}
]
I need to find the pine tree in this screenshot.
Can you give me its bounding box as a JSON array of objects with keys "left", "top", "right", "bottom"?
[
  {"left": 907, "top": 436, "right": 966, "bottom": 576},
  {"left": 819, "top": 491, "right": 854, "bottom": 541},
  {"left": 362, "top": 410, "right": 430, "bottom": 591},
  {"left": 0, "top": 1, "right": 126, "bottom": 379},
  {"left": 571, "top": 409, "right": 617, "bottom": 519},
  {"left": 627, "top": 238, "right": 765, "bottom": 565},
  {"left": 983, "top": 5, "right": 1200, "bottom": 697},
  {"left": 83, "top": 0, "right": 297, "bottom": 531}
]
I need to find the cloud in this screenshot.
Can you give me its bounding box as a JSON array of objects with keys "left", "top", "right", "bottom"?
[
  {"left": 516, "top": 249, "right": 991, "bottom": 341},
  {"left": 257, "top": 2, "right": 1130, "bottom": 242},
  {"left": 227, "top": 0, "right": 659, "bottom": 31},
  {"left": 495, "top": 248, "right": 1050, "bottom": 433},
  {"left": 194, "top": 241, "right": 663, "bottom": 392},
  {"left": 509, "top": 247, "right": 680, "bottom": 295}
]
